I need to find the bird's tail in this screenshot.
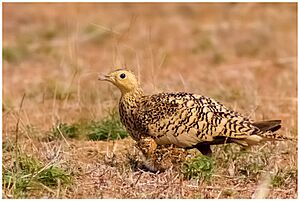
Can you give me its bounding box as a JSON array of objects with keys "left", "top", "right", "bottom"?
[
  {"left": 253, "top": 119, "right": 295, "bottom": 141},
  {"left": 233, "top": 120, "right": 295, "bottom": 146},
  {"left": 253, "top": 120, "right": 282, "bottom": 133}
]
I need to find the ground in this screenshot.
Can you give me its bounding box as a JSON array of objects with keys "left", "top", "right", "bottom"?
[{"left": 2, "top": 2, "right": 297, "bottom": 198}]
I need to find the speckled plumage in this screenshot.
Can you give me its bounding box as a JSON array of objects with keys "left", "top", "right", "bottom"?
[{"left": 99, "top": 69, "right": 291, "bottom": 157}]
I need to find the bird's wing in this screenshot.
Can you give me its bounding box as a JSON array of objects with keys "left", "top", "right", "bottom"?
[{"left": 134, "top": 92, "right": 259, "bottom": 148}]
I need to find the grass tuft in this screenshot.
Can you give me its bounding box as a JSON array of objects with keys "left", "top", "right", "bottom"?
[
  {"left": 49, "top": 110, "right": 128, "bottom": 141},
  {"left": 182, "top": 155, "right": 214, "bottom": 180},
  {"left": 86, "top": 110, "right": 128, "bottom": 141},
  {"left": 3, "top": 139, "right": 15, "bottom": 152},
  {"left": 271, "top": 169, "right": 297, "bottom": 188},
  {"left": 3, "top": 154, "right": 72, "bottom": 198},
  {"left": 52, "top": 122, "right": 80, "bottom": 139},
  {"left": 37, "top": 166, "right": 73, "bottom": 187}
]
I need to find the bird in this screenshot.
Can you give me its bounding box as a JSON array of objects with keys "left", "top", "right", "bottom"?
[
  {"left": 137, "top": 144, "right": 189, "bottom": 172},
  {"left": 99, "top": 69, "right": 292, "bottom": 157}
]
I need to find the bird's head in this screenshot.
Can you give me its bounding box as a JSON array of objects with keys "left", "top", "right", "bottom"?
[{"left": 99, "top": 69, "right": 141, "bottom": 94}]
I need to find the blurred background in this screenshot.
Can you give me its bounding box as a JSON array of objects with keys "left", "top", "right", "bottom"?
[
  {"left": 2, "top": 3, "right": 297, "bottom": 198},
  {"left": 3, "top": 3, "right": 297, "bottom": 127}
]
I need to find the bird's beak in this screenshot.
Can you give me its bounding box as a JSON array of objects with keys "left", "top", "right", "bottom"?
[{"left": 98, "top": 73, "right": 112, "bottom": 82}]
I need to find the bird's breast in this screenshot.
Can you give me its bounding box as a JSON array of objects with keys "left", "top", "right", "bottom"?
[{"left": 119, "top": 99, "right": 143, "bottom": 140}]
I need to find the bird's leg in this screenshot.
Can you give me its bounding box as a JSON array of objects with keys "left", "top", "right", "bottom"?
[
  {"left": 195, "top": 144, "right": 212, "bottom": 156},
  {"left": 136, "top": 137, "right": 163, "bottom": 172}
]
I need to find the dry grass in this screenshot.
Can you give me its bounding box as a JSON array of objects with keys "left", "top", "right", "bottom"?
[{"left": 3, "top": 2, "right": 297, "bottom": 198}]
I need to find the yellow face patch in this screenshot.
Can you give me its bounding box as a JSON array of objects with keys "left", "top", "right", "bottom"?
[{"left": 99, "top": 69, "right": 140, "bottom": 94}]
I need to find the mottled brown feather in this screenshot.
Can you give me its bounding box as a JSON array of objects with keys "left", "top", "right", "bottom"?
[{"left": 100, "top": 69, "right": 292, "bottom": 155}]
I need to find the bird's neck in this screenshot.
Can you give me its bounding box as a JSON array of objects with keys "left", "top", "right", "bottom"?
[{"left": 120, "top": 87, "right": 144, "bottom": 107}]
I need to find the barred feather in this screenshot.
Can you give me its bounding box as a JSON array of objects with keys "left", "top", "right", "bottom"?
[{"left": 100, "top": 69, "right": 293, "bottom": 155}]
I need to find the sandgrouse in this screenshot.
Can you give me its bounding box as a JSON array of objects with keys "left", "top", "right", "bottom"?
[{"left": 99, "top": 69, "right": 291, "bottom": 158}]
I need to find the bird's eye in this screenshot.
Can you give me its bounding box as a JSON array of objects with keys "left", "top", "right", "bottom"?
[{"left": 119, "top": 73, "right": 126, "bottom": 79}]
